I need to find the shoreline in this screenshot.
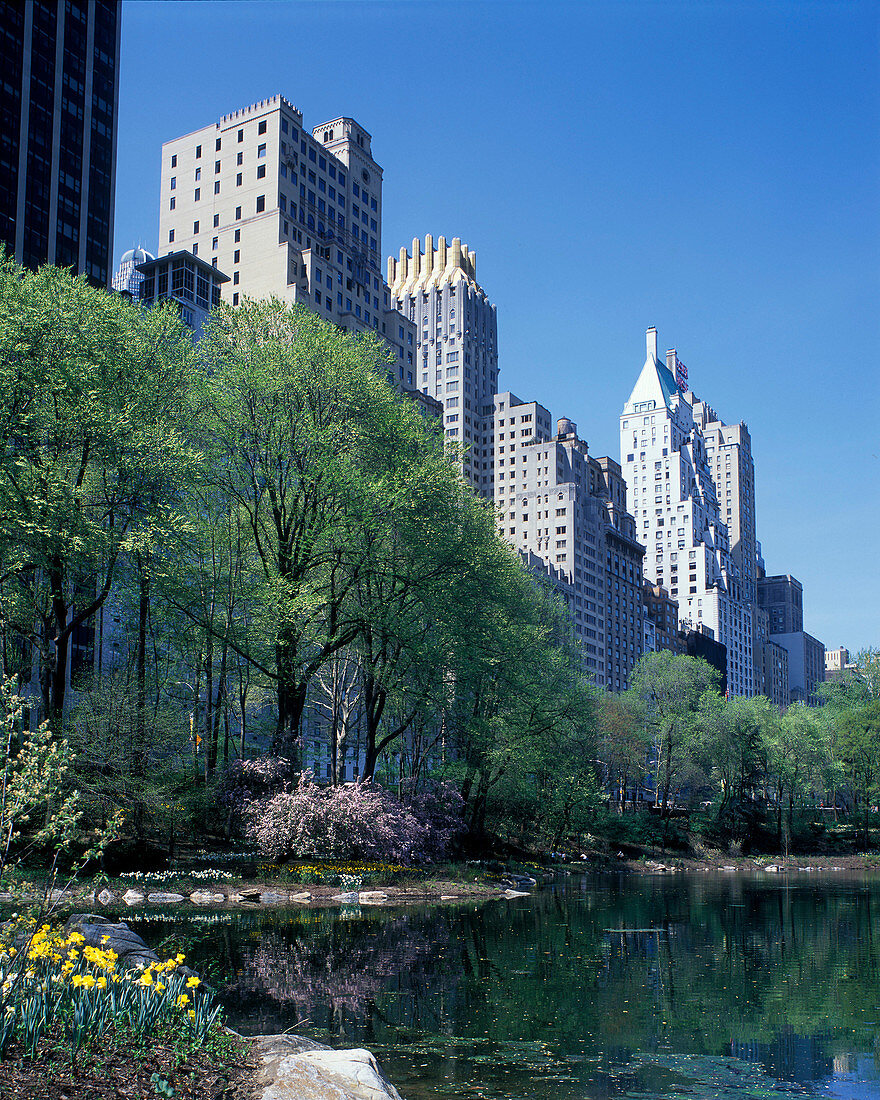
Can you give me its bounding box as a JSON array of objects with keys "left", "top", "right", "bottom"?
[{"left": 608, "top": 853, "right": 879, "bottom": 875}]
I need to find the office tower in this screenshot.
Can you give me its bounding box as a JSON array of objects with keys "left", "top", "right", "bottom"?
[
  {"left": 387, "top": 236, "right": 498, "bottom": 496},
  {"left": 0, "top": 0, "right": 120, "bottom": 286},
  {"left": 620, "top": 328, "right": 754, "bottom": 696},
  {"left": 494, "top": 394, "right": 644, "bottom": 689},
  {"left": 158, "top": 95, "right": 417, "bottom": 385},
  {"left": 643, "top": 583, "right": 683, "bottom": 655},
  {"left": 112, "top": 246, "right": 154, "bottom": 297},
  {"left": 757, "top": 573, "right": 803, "bottom": 633},
  {"left": 757, "top": 571, "right": 824, "bottom": 704}
]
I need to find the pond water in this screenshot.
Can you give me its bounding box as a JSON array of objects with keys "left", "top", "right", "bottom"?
[{"left": 129, "top": 872, "right": 880, "bottom": 1099}]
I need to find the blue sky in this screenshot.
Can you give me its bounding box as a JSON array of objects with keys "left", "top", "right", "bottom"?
[{"left": 114, "top": 0, "right": 880, "bottom": 652}]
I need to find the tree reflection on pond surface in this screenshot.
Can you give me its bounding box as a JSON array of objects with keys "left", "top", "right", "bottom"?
[{"left": 131, "top": 873, "right": 880, "bottom": 1099}]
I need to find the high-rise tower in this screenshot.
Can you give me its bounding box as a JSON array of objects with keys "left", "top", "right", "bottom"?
[
  {"left": 388, "top": 236, "right": 498, "bottom": 495},
  {"left": 620, "top": 328, "right": 754, "bottom": 696},
  {"left": 158, "top": 95, "right": 417, "bottom": 384},
  {"left": 0, "top": 0, "right": 121, "bottom": 286}
]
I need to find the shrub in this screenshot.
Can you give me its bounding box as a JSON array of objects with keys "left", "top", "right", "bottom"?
[
  {"left": 245, "top": 773, "right": 459, "bottom": 864},
  {"left": 217, "top": 756, "right": 295, "bottom": 825}
]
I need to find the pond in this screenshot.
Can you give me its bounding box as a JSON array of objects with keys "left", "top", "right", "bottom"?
[{"left": 129, "top": 872, "right": 880, "bottom": 1099}]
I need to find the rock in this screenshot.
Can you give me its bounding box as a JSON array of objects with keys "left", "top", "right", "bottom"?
[
  {"left": 259, "top": 891, "right": 290, "bottom": 905},
  {"left": 503, "top": 890, "right": 529, "bottom": 899},
  {"left": 253, "top": 1034, "right": 404, "bottom": 1100},
  {"left": 764, "top": 865, "right": 778, "bottom": 873},
  {"left": 289, "top": 892, "right": 311, "bottom": 904},
  {"left": 358, "top": 891, "right": 388, "bottom": 905},
  {"left": 97, "top": 889, "right": 114, "bottom": 906},
  {"left": 331, "top": 891, "right": 359, "bottom": 904},
  {"left": 722, "top": 866, "right": 736, "bottom": 872},
  {"left": 190, "top": 890, "right": 225, "bottom": 905},
  {"left": 122, "top": 890, "right": 144, "bottom": 906},
  {"left": 146, "top": 892, "right": 185, "bottom": 904},
  {"left": 65, "top": 914, "right": 159, "bottom": 971},
  {"left": 237, "top": 887, "right": 262, "bottom": 901}
]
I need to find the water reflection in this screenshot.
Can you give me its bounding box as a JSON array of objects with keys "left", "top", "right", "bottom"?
[{"left": 130, "top": 873, "right": 880, "bottom": 1099}]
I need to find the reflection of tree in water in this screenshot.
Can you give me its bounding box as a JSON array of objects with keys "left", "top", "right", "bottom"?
[{"left": 220, "top": 910, "right": 458, "bottom": 1039}]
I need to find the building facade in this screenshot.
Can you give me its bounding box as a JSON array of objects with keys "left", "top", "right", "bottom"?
[
  {"left": 136, "top": 250, "right": 228, "bottom": 337},
  {"left": 387, "top": 235, "right": 498, "bottom": 496},
  {"left": 158, "top": 95, "right": 418, "bottom": 389},
  {"left": 774, "top": 631, "right": 825, "bottom": 705},
  {"left": 620, "top": 328, "right": 755, "bottom": 696},
  {"left": 643, "top": 582, "right": 684, "bottom": 656},
  {"left": 0, "top": 0, "right": 120, "bottom": 285},
  {"left": 757, "top": 574, "right": 804, "bottom": 634},
  {"left": 494, "top": 395, "right": 643, "bottom": 688}
]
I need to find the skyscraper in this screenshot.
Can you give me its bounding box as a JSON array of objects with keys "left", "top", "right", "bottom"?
[
  {"left": 0, "top": 0, "right": 120, "bottom": 286},
  {"left": 158, "top": 95, "right": 417, "bottom": 383},
  {"left": 620, "top": 328, "right": 754, "bottom": 696},
  {"left": 388, "top": 236, "right": 498, "bottom": 496}
]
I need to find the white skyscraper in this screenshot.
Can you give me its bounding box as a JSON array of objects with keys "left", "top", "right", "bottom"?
[{"left": 620, "top": 328, "right": 754, "bottom": 696}]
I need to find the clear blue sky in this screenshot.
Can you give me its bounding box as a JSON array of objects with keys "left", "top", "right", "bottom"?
[{"left": 114, "top": 0, "right": 880, "bottom": 652}]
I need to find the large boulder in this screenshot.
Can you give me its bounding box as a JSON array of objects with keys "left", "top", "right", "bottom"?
[{"left": 252, "top": 1034, "right": 404, "bottom": 1100}]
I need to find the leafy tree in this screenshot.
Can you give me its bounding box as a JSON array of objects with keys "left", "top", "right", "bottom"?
[
  {"left": 189, "top": 298, "right": 449, "bottom": 765},
  {"left": 760, "top": 702, "right": 826, "bottom": 855},
  {"left": 626, "top": 650, "right": 720, "bottom": 844},
  {"left": 0, "top": 259, "right": 196, "bottom": 729}
]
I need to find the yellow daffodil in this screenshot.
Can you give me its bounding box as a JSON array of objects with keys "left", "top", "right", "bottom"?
[
  {"left": 96, "top": 976, "right": 107, "bottom": 990},
  {"left": 186, "top": 976, "right": 200, "bottom": 989},
  {"left": 176, "top": 994, "right": 190, "bottom": 1007}
]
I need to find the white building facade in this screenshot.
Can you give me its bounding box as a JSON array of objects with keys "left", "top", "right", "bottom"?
[
  {"left": 158, "top": 94, "right": 418, "bottom": 389},
  {"left": 620, "top": 329, "right": 754, "bottom": 696}
]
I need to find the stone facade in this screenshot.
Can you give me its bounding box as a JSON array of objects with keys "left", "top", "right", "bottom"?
[
  {"left": 388, "top": 235, "right": 498, "bottom": 497},
  {"left": 620, "top": 328, "right": 754, "bottom": 696}
]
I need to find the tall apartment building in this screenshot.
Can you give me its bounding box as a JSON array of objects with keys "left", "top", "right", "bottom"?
[
  {"left": 111, "top": 245, "right": 153, "bottom": 297},
  {"left": 158, "top": 95, "right": 417, "bottom": 386},
  {"left": 757, "top": 570, "right": 824, "bottom": 704},
  {"left": 388, "top": 235, "right": 498, "bottom": 497},
  {"left": 620, "top": 328, "right": 754, "bottom": 696},
  {"left": 494, "top": 394, "right": 644, "bottom": 688},
  {"left": 0, "top": 0, "right": 120, "bottom": 285}
]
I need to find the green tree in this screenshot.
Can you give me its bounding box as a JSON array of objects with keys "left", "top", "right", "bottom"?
[
  {"left": 626, "top": 650, "right": 720, "bottom": 845},
  {"left": 760, "top": 702, "right": 826, "bottom": 855},
  {"left": 0, "top": 259, "right": 196, "bottom": 730}
]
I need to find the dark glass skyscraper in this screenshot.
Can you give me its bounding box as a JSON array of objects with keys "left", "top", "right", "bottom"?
[{"left": 0, "top": 0, "right": 120, "bottom": 286}]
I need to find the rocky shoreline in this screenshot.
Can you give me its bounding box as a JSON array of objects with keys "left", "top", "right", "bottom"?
[
  {"left": 0, "top": 878, "right": 533, "bottom": 912},
  {"left": 615, "top": 853, "right": 879, "bottom": 875}
]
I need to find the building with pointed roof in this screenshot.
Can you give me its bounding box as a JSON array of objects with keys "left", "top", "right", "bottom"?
[{"left": 620, "top": 328, "right": 754, "bottom": 696}]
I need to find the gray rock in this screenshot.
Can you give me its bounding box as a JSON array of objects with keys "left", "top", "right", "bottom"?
[
  {"left": 146, "top": 891, "right": 185, "bottom": 904},
  {"left": 358, "top": 891, "right": 388, "bottom": 905},
  {"left": 331, "top": 891, "right": 359, "bottom": 904},
  {"left": 252, "top": 1034, "right": 404, "bottom": 1100},
  {"left": 97, "top": 889, "right": 114, "bottom": 906},
  {"left": 764, "top": 865, "right": 779, "bottom": 873},
  {"left": 65, "top": 914, "right": 159, "bottom": 971},
  {"left": 190, "top": 890, "right": 225, "bottom": 905},
  {"left": 122, "top": 889, "right": 144, "bottom": 905},
  {"left": 503, "top": 889, "right": 529, "bottom": 899},
  {"left": 259, "top": 891, "right": 290, "bottom": 905},
  {"left": 289, "top": 891, "right": 311, "bottom": 904}
]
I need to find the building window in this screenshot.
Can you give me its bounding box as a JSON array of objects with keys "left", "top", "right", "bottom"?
[
  {"left": 193, "top": 220, "right": 199, "bottom": 234},
  {"left": 234, "top": 229, "right": 240, "bottom": 242},
  {"left": 195, "top": 167, "right": 201, "bottom": 181},
  {"left": 170, "top": 177, "right": 176, "bottom": 190},
  {"left": 258, "top": 120, "right": 267, "bottom": 134},
  {"left": 195, "top": 144, "right": 202, "bottom": 158},
  {"left": 171, "top": 154, "right": 177, "bottom": 168},
  {"left": 214, "top": 160, "right": 220, "bottom": 173},
  {"left": 213, "top": 213, "right": 219, "bottom": 227},
  {"left": 233, "top": 272, "right": 239, "bottom": 285},
  {"left": 194, "top": 188, "right": 200, "bottom": 201},
  {"left": 257, "top": 165, "right": 266, "bottom": 179},
  {"left": 169, "top": 197, "right": 175, "bottom": 210},
  {"left": 212, "top": 237, "right": 218, "bottom": 250},
  {"left": 233, "top": 292, "right": 239, "bottom": 305},
  {"left": 233, "top": 249, "right": 240, "bottom": 263},
  {"left": 215, "top": 138, "right": 221, "bottom": 151},
  {"left": 168, "top": 229, "right": 174, "bottom": 242},
  {"left": 258, "top": 143, "right": 266, "bottom": 158},
  {"left": 256, "top": 195, "right": 265, "bottom": 212},
  {"left": 236, "top": 173, "right": 242, "bottom": 186},
  {"left": 237, "top": 128, "right": 243, "bottom": 142},
  {"left": 235, "top": 206, "right": 241, "bottom": 220},
  {"left": 214, "top": 181, "right": 220, "bottom": 194}
]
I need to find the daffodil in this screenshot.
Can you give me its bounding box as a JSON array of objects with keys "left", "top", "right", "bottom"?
[{"left": 186, "top": 976, "right": 200, "bottom": 989}]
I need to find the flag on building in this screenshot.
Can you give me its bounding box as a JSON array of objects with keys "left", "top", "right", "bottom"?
[{"left": 675, "top": 356, "right": 688, "bottom": 393}]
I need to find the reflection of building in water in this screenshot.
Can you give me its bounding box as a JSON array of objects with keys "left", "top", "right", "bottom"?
[{"left": 732, "top": 1031, "right": 832, "bottom": 1087}]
